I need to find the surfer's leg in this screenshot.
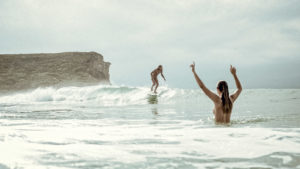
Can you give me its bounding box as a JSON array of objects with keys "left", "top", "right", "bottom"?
[
  {"left": 151, "top": 76, "right": 155, "bottom": 91},
  {"left": 154, "top": 78, "right": 159, "bottom": 93}
]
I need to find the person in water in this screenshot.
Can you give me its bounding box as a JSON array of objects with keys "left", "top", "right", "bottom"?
[
  {"left": 151, "top": 65, "right": 166, "bottom": 93},
  {"left": 190, "top": 62, "right": 242, "bottom": 123}
]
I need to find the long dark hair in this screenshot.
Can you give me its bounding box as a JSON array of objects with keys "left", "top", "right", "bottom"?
[{"left": 217, "top": 81, "right": 232, "bottom": 114}]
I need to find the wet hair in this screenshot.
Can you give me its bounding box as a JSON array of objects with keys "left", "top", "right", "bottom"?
[{"left": 217, "top": 81, "right": 232, "bottom": 114}]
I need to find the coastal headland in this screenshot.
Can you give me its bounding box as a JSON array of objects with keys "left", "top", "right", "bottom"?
[{"left": 0, "top": 52, "right": 110, "bottom": 93}]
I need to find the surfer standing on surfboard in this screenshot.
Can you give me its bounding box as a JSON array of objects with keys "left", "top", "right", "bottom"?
[{"left": 151, "top": 65, "right": 166, "bottom": 94}]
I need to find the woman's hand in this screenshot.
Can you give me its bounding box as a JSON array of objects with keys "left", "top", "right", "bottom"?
[
  {"left": 190, "top": 61, "right": 195, "bottom": 72},
  {"left": 230, "top": 65, "right": 236, "bottom": 75}
]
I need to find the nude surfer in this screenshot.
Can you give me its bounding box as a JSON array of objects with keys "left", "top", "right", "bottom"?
[{"left": 151, "top": 65, "right": 166, "bottom": 94}]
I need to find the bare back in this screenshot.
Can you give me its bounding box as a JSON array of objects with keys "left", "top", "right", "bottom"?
[
  {"left": 151, "top": 68, "right": 161, "bottom": 78},
  {"left": 213, "top": 97, "right": 234, "bottom": 123}
]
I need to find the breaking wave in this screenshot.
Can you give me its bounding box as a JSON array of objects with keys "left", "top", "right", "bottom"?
[{"left": 0, "top": 85, "right": 207, "bottom": 106}]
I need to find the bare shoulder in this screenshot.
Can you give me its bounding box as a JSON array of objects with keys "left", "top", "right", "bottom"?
[
  {"left": 230, "top": 89, "right": 242, "bottom": 103},
  {"left": 214, "top": 97, "right": 222, "bottom": 105},
  {"left": 230, "top": 94, "right": 235, "bottom": 102}
]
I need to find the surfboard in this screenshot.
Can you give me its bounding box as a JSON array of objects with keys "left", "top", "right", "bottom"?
[{"left": 147, "top": 93, "right": 158, "bottom": 104}]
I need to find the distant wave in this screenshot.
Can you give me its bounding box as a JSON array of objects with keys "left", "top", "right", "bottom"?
[
  {"left": 0, "top": 85, "right": 299, "bottom": 107},
  {"left": 0, "top": 85, "right": 208, "bottom": 106}
]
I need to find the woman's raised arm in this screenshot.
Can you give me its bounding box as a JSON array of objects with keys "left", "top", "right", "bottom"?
[
  {"left": 190, "top": 62, "right": 220, "bottom": 104},
  {"left": 230, "top": 65, "right": 242, "bottom": 102}
]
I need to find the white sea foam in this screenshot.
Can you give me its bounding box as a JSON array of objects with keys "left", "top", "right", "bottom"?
[
  {"left": 0, "top": 86, "right": 300, "bottom": 168},
  {"left": 0, "top": 119, "right": 299, "bottom": 169}
]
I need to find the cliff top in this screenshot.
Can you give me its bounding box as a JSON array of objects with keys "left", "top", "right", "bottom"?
[{"left": 0, "top": 51, "right": 105, "bottom": 61}]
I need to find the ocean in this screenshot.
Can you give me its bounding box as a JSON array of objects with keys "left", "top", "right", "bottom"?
[{"left": 0, "top": 85, "right": 299, "bottom": 169}]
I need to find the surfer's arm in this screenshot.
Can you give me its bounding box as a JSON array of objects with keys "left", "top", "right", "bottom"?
[
  {"left": 230, "top": 65, "right": 242, "bottom": 102},
  {"left": 190, "top": 63, "right": 219, "bottom": 103},
  {"left": 161, "top": 72, "right": 166, "bottom": 81}
]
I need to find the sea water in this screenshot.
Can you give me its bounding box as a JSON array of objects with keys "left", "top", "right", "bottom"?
[{"left": 0, "top": 85, "right": 299, "bottom": 169}]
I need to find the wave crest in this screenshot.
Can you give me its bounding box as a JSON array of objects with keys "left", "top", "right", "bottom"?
[{"left": 0, "top": 85, "right": 197, "bottom": 106}]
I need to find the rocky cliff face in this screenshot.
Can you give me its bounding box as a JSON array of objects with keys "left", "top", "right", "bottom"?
[{"left": 0, "top": 52, "right": 110, "bottom": 93}]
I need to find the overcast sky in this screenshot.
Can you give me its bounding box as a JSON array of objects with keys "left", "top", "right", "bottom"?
[{"left": 0, "top": 0, "right": 299, "bottom": 89}]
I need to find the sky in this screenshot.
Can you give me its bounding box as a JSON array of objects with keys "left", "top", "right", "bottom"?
[{"left": 0, "top": 0, "right": 300, "bottom": 89}]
